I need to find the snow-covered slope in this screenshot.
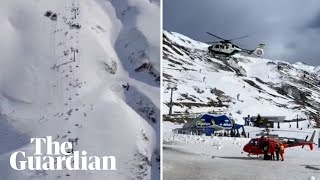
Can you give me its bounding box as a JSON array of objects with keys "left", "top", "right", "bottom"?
[
  {"left": 163, "top": 30, "right": 320, "bottom": 126},
  {"left": 315, "top": 66, "right": 320, "bottom": 76},
  {"left": 0, "top": 0, "right": 159, "bottom": 179}
]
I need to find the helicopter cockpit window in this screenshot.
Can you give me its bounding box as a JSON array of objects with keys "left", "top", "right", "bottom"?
[
  {"left": 249, "top": 139, "right": 259, "bottom": 146},
  {"left": 287, "top": 138, "right": 297, "bottom": 144},
  {"left": 214, "top": 45, "right": 219, "bottom": 49},
  {"left": 220, "top": 45, "right": 224, "bottom": 49}
]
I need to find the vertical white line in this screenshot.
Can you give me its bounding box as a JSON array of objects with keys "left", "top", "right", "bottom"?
[{"left": 159, "top": 0, "right": 164, "bottom": 179}]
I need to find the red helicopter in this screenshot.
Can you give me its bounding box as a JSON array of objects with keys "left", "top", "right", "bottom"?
[{"left": 243, "top": 129, "right": 316, "bottom": 155}]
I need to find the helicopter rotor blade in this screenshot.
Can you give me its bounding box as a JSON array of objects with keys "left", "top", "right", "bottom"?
[
  {"left": 230, "top": 42, "right": 245, "bottom": 48},
  {"left": 247, "top": 129, "right": 266, "bottom": 133},
  {"left": 206, "top": 41, "right": 221, "bottom": 44},
  {"left": 234, "top": 43, "right": 244, "bottom": 47},
  {"left": 206, "top": 32, "right": 227, "bottom": 41},
  {"left": 229, "top": 35, "right": 249, "bottom": 41},
  {"left": 270, "top": 129, "right": 312, "bottom": 134}
]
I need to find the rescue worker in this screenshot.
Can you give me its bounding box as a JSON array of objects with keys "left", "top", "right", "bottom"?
[
  {"left": 263, "top": 141, "right": 269, "bottom": 160},
  {"left": 275, "top": 144, "right": 280, "bottom": 161},
  {"left": 280, "top": 143, "right": 285, "bottom": 161},
  {"left": 270, "top": 144, "right": 275, "bottom": 160}
]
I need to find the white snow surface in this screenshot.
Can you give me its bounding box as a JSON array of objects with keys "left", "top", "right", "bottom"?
[
  {"left": 315, "top": 66, "right": 320, "bottom": 76},
  {"left": 0, "top": 0, "right": 160, "bottom": 179},
  {"left": 163, "top": 121, "right": 320, "bottom": 180}
]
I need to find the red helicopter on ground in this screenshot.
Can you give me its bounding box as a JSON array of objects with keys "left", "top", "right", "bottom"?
[{"left": 243, "top": 129, "right": 316, "bottom": 155}]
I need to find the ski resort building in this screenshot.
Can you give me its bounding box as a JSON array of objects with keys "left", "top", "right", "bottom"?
[
  {"left": 250, "top": 115, "right": 307, "bottom": 128},
  {"left": 173, "top": 114, "right": 244, "bottom": 136}
]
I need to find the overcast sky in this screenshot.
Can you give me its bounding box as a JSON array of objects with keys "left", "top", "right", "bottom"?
[{"left": 164, "top": 0, "right": 320, "bottom": 66}]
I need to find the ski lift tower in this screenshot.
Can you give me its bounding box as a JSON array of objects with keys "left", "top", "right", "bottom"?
[{"left": 167, "top": 83, "right": 177, "bottom": 115}]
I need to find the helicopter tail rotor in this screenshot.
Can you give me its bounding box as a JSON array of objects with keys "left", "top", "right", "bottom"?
[
  {"left": 252, "top": 44, "right": 265, "bottom": 57},
  {"left": 302, "top": 130, "right": 316, "bottom": 149},
  {"left": 302, "top": 135, "right": 308, "bottom": 149},
  {"left": 308, "top": 130, "right": 316, "bottom": 150},
  {"left": 309, "top": 130, "right": 316, "bottom": 143}
]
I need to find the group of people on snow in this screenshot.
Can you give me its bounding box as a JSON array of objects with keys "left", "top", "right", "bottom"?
[
  {"left": 215, "top": 130, "right": 243, "bottom": 138},
  {"left": 244, "top": 114, "right": 262, "bottom": 126},
  {"left": 262, "top": 140, "right": 285, "bottom": 161}
]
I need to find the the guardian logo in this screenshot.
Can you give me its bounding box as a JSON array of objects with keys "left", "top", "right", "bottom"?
[{"left": 10, "top": 136, "right": 117, "bottom": 171}]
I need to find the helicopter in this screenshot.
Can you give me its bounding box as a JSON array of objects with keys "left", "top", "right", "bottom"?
[
  {"left": 206, "top": 32, "right": 265, "bottom": 59},
  {"left": 243, "top": 129, "right": 316, "bottom": 156}
]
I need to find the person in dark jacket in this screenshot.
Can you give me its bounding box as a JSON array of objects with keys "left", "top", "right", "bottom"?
[
  {"left": 275, "top": 143, "right": 280, "bottom": 161},
  {"left": 263, "top": 141, "right": 269, "bottom": 160},
  {"left": 257, "top": 114, "right": 262, "bottom": 127},
  {"left": 270, "top": 144, "right": 275, "bottom": 160}
]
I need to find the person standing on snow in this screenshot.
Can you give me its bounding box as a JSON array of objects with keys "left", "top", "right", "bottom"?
[
  {"left": 263, "top": 141, "right": 269, "bottom": 160},
  {"left": 244, "top": 115, "right": 249, "bottom": 126},
  {"left": 275, "top": 143, "right": 280, "bottom": 161},
  {"left": 247, "top": 115, "right": 251, "bottom": 126},
  {"left": 280, "top": 144, "right": 285, "bottom": 161},
  {"left": 270, "top": 144, "right": 276, "bottom": 160},
  {"left": 257, "top": 114, "right": 262, "bottom": 127}
]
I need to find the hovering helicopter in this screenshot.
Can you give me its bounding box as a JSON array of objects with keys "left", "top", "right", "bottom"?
[
  {"left": 243, "top": 129, "right": 316, "bottom": 156},
  {"left": 206, "top": 32, "right": 265, "bottom": 59}
]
